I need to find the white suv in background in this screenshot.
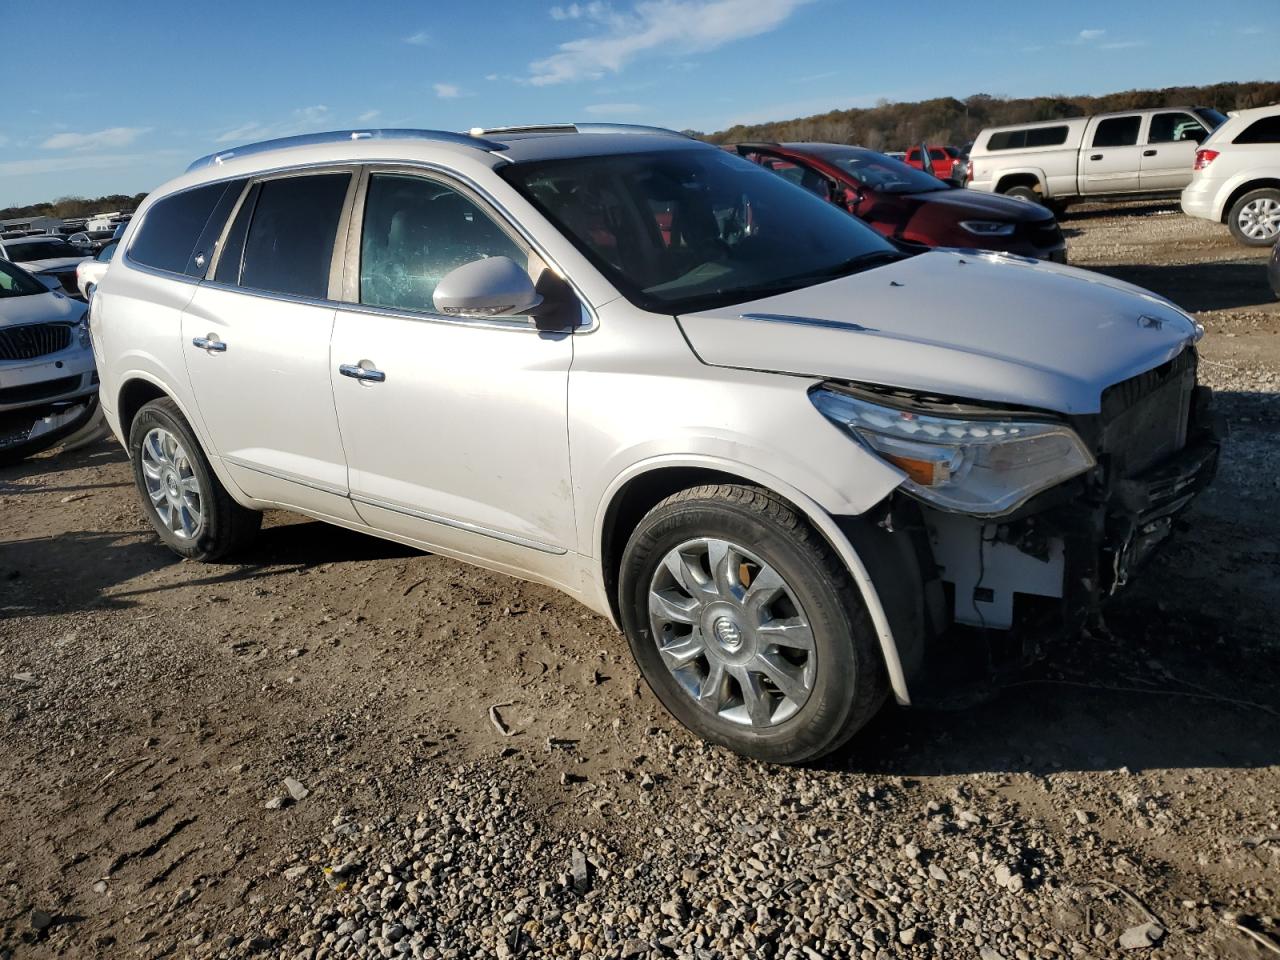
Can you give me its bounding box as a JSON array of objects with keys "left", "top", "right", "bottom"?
[
  {"left": 92, "top": 125, "right": 1218, "bottom": 763},
  {"left": 1181, "top": 105, "right": 1280, "bottom": 246}
]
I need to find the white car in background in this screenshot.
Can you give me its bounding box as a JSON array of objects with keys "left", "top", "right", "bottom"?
[
  {"left": 0, "top": 258, "right": 98, "bottom": 465},
  {"left": 76, "top": 239, "right": 119, "bottom": 300},
  {"left": 1181, "top": 104, "right": 1280, "bottom": 246},
  {"left": 0, "top": 236, "right": 91, "bottom": 298}
]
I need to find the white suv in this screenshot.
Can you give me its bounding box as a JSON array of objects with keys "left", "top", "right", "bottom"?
[
  {"left": 93, "top": 125, "right": 1219, "bottom": 762},
  {"left": 1181, "top": 105, "right": 1280, "bottom": 246}
]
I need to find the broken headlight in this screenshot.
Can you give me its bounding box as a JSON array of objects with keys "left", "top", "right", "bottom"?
[{"left": 811, "top": 387, "right": 1095, "bottom": 516}]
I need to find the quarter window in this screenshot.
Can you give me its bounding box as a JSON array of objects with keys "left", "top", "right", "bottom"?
[
  {"left": 237, "top": 173, "right": 350, "bottom": 299},
  {"left": 130, "top": 182, "right": 234, "bottom": 276},
  {"left": 1148, "top": 112, "right": 1207, "bottom": 144},
  {"left": 1233, "top": 115, "right": 1280, "bottom": 144},
  {"left": 358, "top": 174, "right": 527, "bottom": 314},
  {"left": 1092, "top": 116, "right": 1141, "bottom": 148}
]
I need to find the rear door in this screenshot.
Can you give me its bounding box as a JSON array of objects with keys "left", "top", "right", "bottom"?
[
  {"left": 1140, "top": 111, "right": 1209, "bottom": 192},
  {"left": 1081, "top": 115, "right": 1144, "bottom": 194},
  {"left": 181, "top": 169, "right": 360, "bottom": 520},
  {"left": 328, "top": 167, "right": 576, "bottom": 566}
]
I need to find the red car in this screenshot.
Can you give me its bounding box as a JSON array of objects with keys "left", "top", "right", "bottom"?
[
  {"left": 735, "top": 142, "right": 1067, "bottom": 262},
  {"left": 904, "top": 144, "right": 963, "bottom": 180}
]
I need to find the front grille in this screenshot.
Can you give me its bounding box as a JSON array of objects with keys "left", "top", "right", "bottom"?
[
  {"left": 1100, "top": 349, "right": 1196, "bottom": 478},
  {"left": 0, "top": 374, "right": 81, "bottom": 405},
  {"left": 0, "top": 322, "right": 73, "bottom": 361}
]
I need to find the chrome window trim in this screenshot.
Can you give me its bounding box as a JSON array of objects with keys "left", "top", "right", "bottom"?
[
  {"left": 127, "top": 157, "right": 601, "bottom": 331},
  {"left": 349, "top": 493, "right": 566, "bottom": 555}
]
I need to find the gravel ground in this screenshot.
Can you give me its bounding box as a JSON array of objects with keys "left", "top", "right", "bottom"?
[{"left": 1, "top": 201, "right": 1278, "bottom": 960}]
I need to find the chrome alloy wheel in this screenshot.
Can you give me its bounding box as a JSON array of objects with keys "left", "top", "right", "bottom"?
[
  {"left": 140, "top": 427, "right": 203, "bottom": 541},
  {"left": 1238, "top": 197, "right": 1280, "bottom": 242},
  {"left": 648, "top": 538, "right": 816, "bottom": 727}
]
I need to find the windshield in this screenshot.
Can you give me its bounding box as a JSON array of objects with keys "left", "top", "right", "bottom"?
[
  {"left": 0, "top": 259, "right": 46, "bottom": 298},
  {"left": 500, "top": 147, "right": 900, "bottom": 313},
  {"left": 1194, "top": 107, "right": 1228, "bottom": 129},
  {"left": 802, "top": 145, "right": 948, "bottom": 194},
  {"left": 5, "top": 239, "right": 78, "bottom": 261}
]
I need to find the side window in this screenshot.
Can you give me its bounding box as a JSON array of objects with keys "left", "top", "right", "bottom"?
[
  {"left": 358, "top": 174, "right": 527, "bottom": 314},
  {"left": 237, "top": 173, "right": 351, "bottom": 299},
  {"left": 1026, "top": 125, "right": 1069, "bottom": 148},
  {"left": 1092, "top": 116, "right": 1141, "bottom": 148},
  {"left": 1149, "top": 112, "right": 1207, "bottom": 144},
  {"left": 1234, "top": 115, "right": 1280, "bottom": 144},
  {"left": 129, "top": 182, "right": 230, "bottom": 275}
]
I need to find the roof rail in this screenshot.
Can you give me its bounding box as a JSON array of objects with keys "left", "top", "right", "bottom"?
[
  {"left": 185, "top": 128, "right": 507, "bottom": 173},
  {"left": 467, "top": 122, "right": 690, "bottom": 139}
]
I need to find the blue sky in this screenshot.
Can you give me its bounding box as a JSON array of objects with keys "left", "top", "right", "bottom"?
[{"left": 1, "top": 0, "right": 1274, "bottom": 207}]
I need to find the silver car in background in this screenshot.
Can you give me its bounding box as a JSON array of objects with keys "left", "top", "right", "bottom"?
[{"left": 90, "top": 125, "right": 1218, "bottom": 763}]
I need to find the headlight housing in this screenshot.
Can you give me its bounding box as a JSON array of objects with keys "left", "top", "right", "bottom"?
[
  {"left": 811, "top": 387, "right": 1095, "bottom": 516},
  {"left": 959, "top": 220, "right": 1017, "bottom": 237}
]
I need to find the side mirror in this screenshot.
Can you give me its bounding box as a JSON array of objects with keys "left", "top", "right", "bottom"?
[{"left": 432, "top": 256, "right": 543, "bottom": 319}]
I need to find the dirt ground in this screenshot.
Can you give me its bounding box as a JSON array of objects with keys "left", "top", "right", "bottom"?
[{"left": 1, "top": 202, "right": 1278, "bottom": 960}]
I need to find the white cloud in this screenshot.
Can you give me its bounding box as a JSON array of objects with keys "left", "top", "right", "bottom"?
[
  {"left": 0, "top": 150, "right": 183, "bottom": 178},
  {"left": 529, "top": 0, "right": 810, "bottom": 86},
  {"left": 550, "top": 2, "right": 609, "bottom": 19},
  {"left": 357, "top": 109, "right": 382, "bottom": 123},
  {"left": 1077, "top": 28, "right": 1106, "bottom": 41},
  {"left": 582, "top": 102, "right": 651, "bottom": 115},
  {"left": 433, "top": 83, "right": 462, "bottom": 99},
  {"left": 1100, "top": 39, "right": 1146, "bottom": 49},
  {"left": 1238, "top": 25, "right": 1264, "bottom": 35},
  {"left": 41, "top": 127, "right": 151, "bottom": 151},
  {"left": 215, "top": 105, "right": 330, "bottom": 144},
  {"left": 403, "top": 31, "right": 431, "bottom": 45}
]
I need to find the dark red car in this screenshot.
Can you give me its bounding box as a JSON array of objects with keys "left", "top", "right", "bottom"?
[
  {"left": 904, "top": 143, "right": 963, "bottom": 180},
  {"left": 735, "top": 142, "right": 1067, "bottom": 262}
]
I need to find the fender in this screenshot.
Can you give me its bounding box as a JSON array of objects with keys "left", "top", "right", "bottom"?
[
  {"left": 1211, "top": 167, "right": 1280, "bottom": 221},
  {"left": 592, "top": 453, "right": 914, "bottom": 705},
  {"left": 992, "top": 166, "right": 1048, "bottom": 194}
]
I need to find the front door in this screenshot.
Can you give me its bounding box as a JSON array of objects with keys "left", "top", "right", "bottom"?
[
  {"left": 1081, "top": 115, "right": 1144, "bottom": 195},
  {"left": 329, "top": 169, "right": 576, "bottom": 570},
  {"left": 182, "top": 170, "right": 360, "bottom": 520},
  {"left": 1139, "top": 111, "right": 1208, "bottom": 192}
]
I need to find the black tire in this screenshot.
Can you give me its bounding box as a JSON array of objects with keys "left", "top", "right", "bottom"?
[
  {"left": 618, "top": 484, "right": 888, "bottom": 764},
  {"left": 128, "top": 397, "right": 261, "bottom": 561},
  {"left": 0, "top": 398, "right": 99, "bottom": 468},
  {"left": 1003, "top": 184, "right": 1042, "bottom": 204},
  {"left": 1227, "top": 188, "right": 1280, "bottom": 247}
]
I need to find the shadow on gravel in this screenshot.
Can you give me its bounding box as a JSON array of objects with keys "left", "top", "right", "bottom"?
[
  {"left": 1061, "top": 201, "right": 1180, "bottom": 221},
  {"left": 0, "top": 436, "right": 125, "bottom": 484},
  {"left": 1093, "top": 260, "right": 1278, "bottom": 313},
  {"left": 0, "top": 523, "right": 419, "bottom": 620},
  {"left": 837, "top": 601, "right": 1280, "bottom": 777}
]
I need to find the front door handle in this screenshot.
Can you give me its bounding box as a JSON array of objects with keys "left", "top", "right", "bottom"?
[
  {"left": 1143, "top": 149, "right": 1157, "bottom": 156},
  {"left": 1089, "top": 154, "right": 1103, "bottom": 161},
  {"left": 192, "top": 336, "right": 227, "bottom": 352},
  {"left": 339, "top": 362, "right": 386, "bottom": 383}
]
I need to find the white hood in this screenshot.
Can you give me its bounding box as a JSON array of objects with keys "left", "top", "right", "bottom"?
[
  {"left": 0, "top": 290, "right": 87, "bottom": 328},
  {"left": 676, "top": 251, "right": 1200, "bottom": 415}
]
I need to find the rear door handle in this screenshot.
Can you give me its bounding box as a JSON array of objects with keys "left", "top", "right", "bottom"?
[
  {"left": 1089, "top": 154, "right": 1104, "bottom": 161},
  {"left": 192, "top": 336, "right": 227, "bottom": 352},
  {"left": 1143, "top": 149, "right": 1157, "bottom": 157},
  {"left": 339, "top": 363, "right": 386, "bottom": 383}
]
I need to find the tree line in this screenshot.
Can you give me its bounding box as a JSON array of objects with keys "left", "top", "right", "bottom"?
[
  {"left": 1, "top": 192, "right": 149, "bottom": 223},
  {"left": 697, "top": 80, "right": 1280, "bottom": 150}
]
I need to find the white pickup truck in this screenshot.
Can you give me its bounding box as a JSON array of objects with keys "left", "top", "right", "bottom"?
[{"left": 966, "top": 107, "right": 1227, "bottom": 211}]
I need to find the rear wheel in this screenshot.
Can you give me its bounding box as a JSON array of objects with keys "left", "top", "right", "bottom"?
[
  {"left": 1003, "top": 184, "right": 1042, "bottom": 204},
  {"left": 618, "top": 484, "right": 887, "bottom": 764},
  {"left": 1228, "top": 188, "right": 1280, "bottom": 247},
  {"left": 128, "top": 398, "right": 261, "bottom": 561}
]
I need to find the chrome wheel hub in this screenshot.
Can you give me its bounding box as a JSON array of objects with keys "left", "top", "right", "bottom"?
[
  {"left": 140, "top": 427, "right": 203, "bottom": 541},
  {"left": 1239, "top": 198, "right": 1280, "bottom": 241},
  {"left": 648, "top": 537, "right": 816, "bottom": 728}
]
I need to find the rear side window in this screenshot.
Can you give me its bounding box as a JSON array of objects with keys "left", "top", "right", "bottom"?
[
  {"left": 986, "top": 126, "right": 1068, "bottom": 151},
  {"left": 237, "top": 173, "right": 350, "bottom": 299},
  {"left": 1233, "top": 115, "right": 1280, "bottom": 144},
  {"left": 1092, "top": 116, "right": 1141, "bottom": 148},
  {"left": 130, "top": 182, "right": 234, "bottom": 276},
  {"left": 358, "top": 174, "right": 526, "bottom": 314}
]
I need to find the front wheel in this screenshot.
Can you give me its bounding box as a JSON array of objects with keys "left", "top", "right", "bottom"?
[
  {"left": 1228, "top": 188, "right": 1280, "bottom": 247},
  {"left": 128, "top": 398, "right": 261, "bottom": 561},
  {"left": 618, "top": 484, "right": 887, "bottom": 764}
]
